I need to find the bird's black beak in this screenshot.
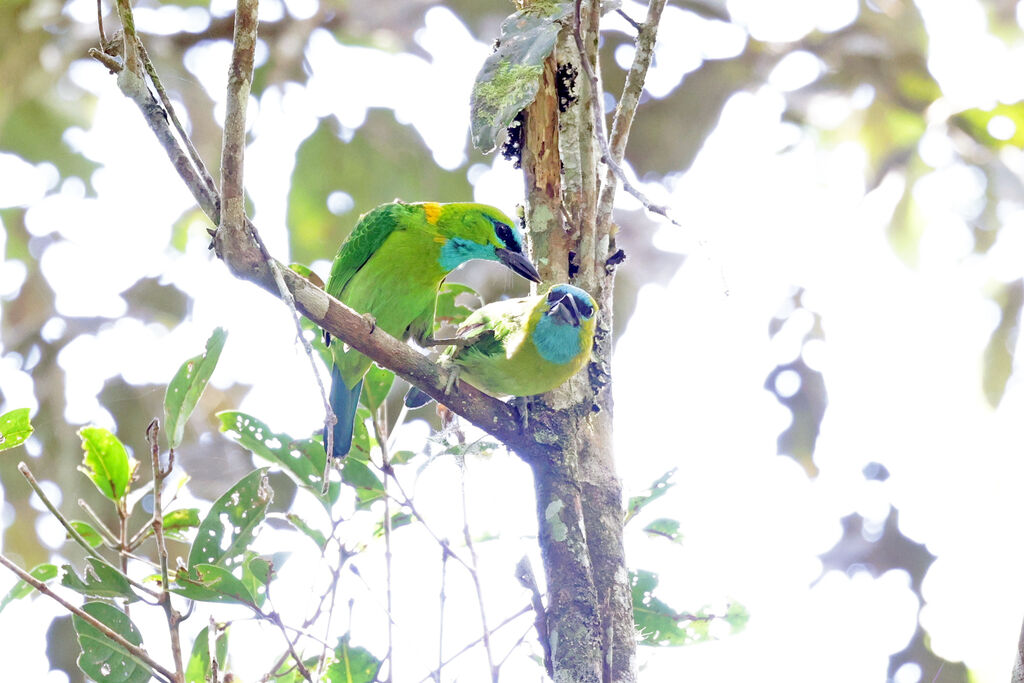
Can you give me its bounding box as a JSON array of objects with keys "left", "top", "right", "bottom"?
[
  {"left": 549, "top": 295, "right": 580, "bottom": 326},
  {"left": 496, "top": 248, "right": 542, "bottom": 283}
]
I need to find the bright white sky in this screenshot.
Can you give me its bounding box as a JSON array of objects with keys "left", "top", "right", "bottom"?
[{"left": 2, "top": 1, "right": 1024, "bottom": 682}]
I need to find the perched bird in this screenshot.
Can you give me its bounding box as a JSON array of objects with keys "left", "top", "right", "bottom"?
[
  {"left": 324, "top": 201, "right": 541, "bottom": 458},
  {"left": 406, "top": 284, "right": 598, "bottom": 407}
]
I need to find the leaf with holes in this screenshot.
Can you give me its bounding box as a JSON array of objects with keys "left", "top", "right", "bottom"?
[
  {"left": 172, "top": 564, "right": 257, "bottom": 605},
  {"left": 187, "top": 468, "right": 272, "bottom": 569},
  {"left": 434, "top": 283, "right": 480, "bottom": 329},
  {"left": 78, "top": 427, "right": 133, "bottom": 501},
  {"left": 0, "top": 407, "right": 32, "bottom": 452},
  {"left": 185, "top": 624, "right": 229, "bottom": 683},
  {"left": 218, "top": 412, "right": 340, "bottom": 508},
  {"left": 73, "top": 602, "right": 151, "bottom": 683},
  {"left": 165, "top": 327, "right": 227, "bottom": 449},
  {"left": 625, "top": 468, "right": 676, "bottom": 525},
  {"left": 61, "top": 557, "right": 136, "bottom": 601},
  {"left": 643, "top": 518, "right": 683, "bottom": 544},
  {"left": 325, "top": 633, "right": 382, "bottom": 683},
  {"left": 0, "top": 563, "right": 58, "bottom": 614},
  {"left": 470, "top": 3, "right": 572, "bottom": 153}
]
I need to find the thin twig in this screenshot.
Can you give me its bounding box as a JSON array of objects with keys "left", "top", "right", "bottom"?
[
  {"left": 0, "top": 552, "right": 177, "bottom": 683},
  {"left": 18, "top": 463, "right": 160, "bottom": 600},
  {"left": 373, "top": 409, "right": 396, "bottom": 683},
  {"left": 436, "top": 540, "right": 449, "bottom": 683},
  {"left": 77, "top": 498, "right": 119, "bottom": 548},
  {"left": 515, "top": 556, "right": 552, "bottom": 678},
  {"left": 96, "top": 0, "right": 106, "bottom": 46},
  {"left": 456, "top": 455, "right": 498, "bottom": 682},
  {"left": 208, "top": 616, "right": 220, "bottom": 683},
  {"left": 616, "top": 8, "right": 643, "bottom": 32},
  {"left": 597, "top": 0, "right": 670, "bottom": 228},
  {"left": 572, "top": 0, "right": 679, "bottom": 226},
  {"left": 147, "top": 420, "right": 185, "bottom": 682},
  {"left": 415, "top": 605, "right": 533, "bottom": 683},
  {"left": 138, "top": 41, "right": 219, "bottom": 200},
  {"left": 266, "top": 609, "right": 313, "bottom": 682}
]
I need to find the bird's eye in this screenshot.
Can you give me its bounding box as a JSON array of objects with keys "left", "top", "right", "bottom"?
[
  {"left": 493, "top": 221, "right": 521, "bottom": 253},
  {"left": 573, "top": 295, "right": 594, "bottom": 318}
]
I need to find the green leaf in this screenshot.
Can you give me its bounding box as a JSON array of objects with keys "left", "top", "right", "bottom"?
[
  {"left": 61, "top": 557, "right": 136, "bottom": 601},
  {"left": 359, "top": 364, "right": 395, "bottom": 412},
  {"left": 631, "top": 570, "right": 746, "bottom": 646},
  {"left": 78, "top": 427, "right": 133, "bottom": 501},
  {"left": 469, "top": 3, "right": 573, "bottom": 153},
  {"left": 341, "top": 457, "right": 384, "bottom": 510},
  {"left": 163, "top": 508, "right": 202, "bottom": 539},
  {"left": 434, "top": 283, "right": 479, "bottom": 329},
  {"left": 373, "top": 512, "right": 412, "bottom": 538},
  {"left": 285, "top": 513, "right": 328, "bottom": 550},
  {"left": 188, "top": 468, "right": 273, "bottom": 569},
  {"left": 0, "top": 408, "right": 32, "bottom": 452},
  {"left": 165, "top": 327, "right": 228, "bottom": 449},
  {"left": 218, "top": 411, "right": 340, "bottom": 507},
  {"left": 185, "top": 624, "right": 229, "bottom": 683},
  {"left": 624, "top": 468, "right": 676, "bottom": 525},
  {"left": 953, "top": 102, "right": 1024, "bottom": 150},
  {"left": 73, "top": 602, "right": 151, "bottom": 683},
  {"left": 324, "top": 633, "right": 382, "bottom": 683},
  {"left": 0, "top": 563, "right": 58, "bottom": 614},
  {"left": 240, "top": 552, "right": 288, "bottom": 608},
  {"left": 70, "top": 520, "right": 106, "bottom": 548},
  {"left": 389, "top": 450, "right": 416, "bottom": 466},
  {"left": 643, "top": 518, "right": 683, "bottom": 544},
  {"left": 172, "top": 564, "right": 258, "bottom": 605}
]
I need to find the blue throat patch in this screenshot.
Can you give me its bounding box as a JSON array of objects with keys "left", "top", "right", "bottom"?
[
  {"left": 439, "top": 238, "right": 498, "bottom": 271},
  {"left": 533, "top": 315, "right": 582, "bottom": 365}
]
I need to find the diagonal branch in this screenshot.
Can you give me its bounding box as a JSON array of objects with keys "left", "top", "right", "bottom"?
[
  {"left": 596, "top": 0, "right": 669, "bottom": 231},
  {"left": 0, "top": 553, "right": 177, "bottom": 683}
]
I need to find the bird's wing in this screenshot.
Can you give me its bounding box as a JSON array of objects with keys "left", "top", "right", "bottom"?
[
  {"left": 325, "top": 204, "right": 404, "bottom": 299},
  {"left": 453, "top": 298, "right": 531, "bottom": 358}
]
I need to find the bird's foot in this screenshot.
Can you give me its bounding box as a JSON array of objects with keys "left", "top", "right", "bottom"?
[
  {"left": 362, "top": 313, "right": 377, "bottom": 333},
  {"left": 510, "top": 396, "right": 530, "bottom": 431},
  {"left": 421, "top": 335, "right": 470, "bottom": 350},
  {"left": 439, "top": 358, "right": 461, "bottom": 395}
]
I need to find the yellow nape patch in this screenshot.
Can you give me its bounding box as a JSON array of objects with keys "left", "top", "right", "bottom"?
[{"left": 422, "top": 202, "right": 442, "bottom": 225}]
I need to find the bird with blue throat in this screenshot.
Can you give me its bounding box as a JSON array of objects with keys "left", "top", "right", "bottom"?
[
  {"left": 323, "top": 200, "right": 541, "bottom": 458},
  {"left": 405, "top": 283, "right": 598, "bottom": 410}
]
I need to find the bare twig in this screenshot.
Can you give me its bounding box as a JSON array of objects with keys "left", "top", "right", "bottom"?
[
  {"left": 597, "top": 0, "right": 670, "bottom": 229},
  {"left": 208, "top": 616, "right": 220, "bottom": 683},
  {"left": 616, "top": 8, "right": 643, "bottom": 32},
  {"left": 456, "top": 455, "right": 498, "bottom": 682},
  {"left": 415, "top": 605, "right": 533, "bottom": 683},
  {"left": 146, "top": 420, "right": 185, "bottom": 682},
  {"left": 77, "top": 498, "right": 119, "bottom": 548},
  {"left": 515, "top": 556, "right": 552, "bottom": 678},
  {"left": 0, "top": 553, "right": 177, "bottom": 683},
  {"left": 572, "top": 0, "right": 679, "bottom": 226},
  {"left": 436, "top": 541, "right": 450, "bottom": 683},
  {"left": 96, "top": 0, "right": 106, "bottom": 46},
  {"left": 18, "top": 463, "right": 160, "bottom": 600},
  {"left": 372, "top": 410, "right": 396, "bottom": 683},
  {"left": 220, "top": 0, "right": 257, "bottom": 232}
]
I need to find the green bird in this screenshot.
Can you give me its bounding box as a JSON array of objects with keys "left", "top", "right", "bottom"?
[
  {"left": 324, "top": 200, "right": 541, "bottom": 458},
  {"left": 406, "top": 284, "right": 598, "bottom": 407}
]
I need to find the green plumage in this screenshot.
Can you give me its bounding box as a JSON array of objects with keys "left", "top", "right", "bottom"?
[
  {"left": 324, "top": 201, "right": 540, "bottom": 457},
  {"left": 410, "top": 284, "right": 598, "bottom": 403}
]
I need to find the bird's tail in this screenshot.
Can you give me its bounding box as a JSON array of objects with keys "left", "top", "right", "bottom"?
[
  {"left": 325, "top": 365, "right": 362, "bottom": 458},
  {"left": 404, "top": 385, "right": 433, "bottom": 409}
]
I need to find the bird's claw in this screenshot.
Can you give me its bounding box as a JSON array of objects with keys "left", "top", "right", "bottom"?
[
  {"left": 362, "top": 313, "right": 377, "bottom": 333},
  {"left": 510, "top": 396, "right": 530, "bottom": 431},
  {"left": 439, "top": 358, "right": 460, "bottom": 395}
]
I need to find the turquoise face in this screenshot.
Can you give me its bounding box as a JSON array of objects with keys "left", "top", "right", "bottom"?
[
  {"left": 438, "top": 237, "right": 499, "bottom": 271},
  {"left": 532, "top": 315, "right": 584, "bottom": 365}
]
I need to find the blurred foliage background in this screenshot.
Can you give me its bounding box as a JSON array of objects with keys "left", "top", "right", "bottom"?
[{"left": 2, "top": 1, "right": 1023, "bottom": 682}]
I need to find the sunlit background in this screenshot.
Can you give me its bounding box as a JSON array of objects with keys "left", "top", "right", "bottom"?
[{"left": 2, "top": 0, "right": 1023, "bottom": 681}]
